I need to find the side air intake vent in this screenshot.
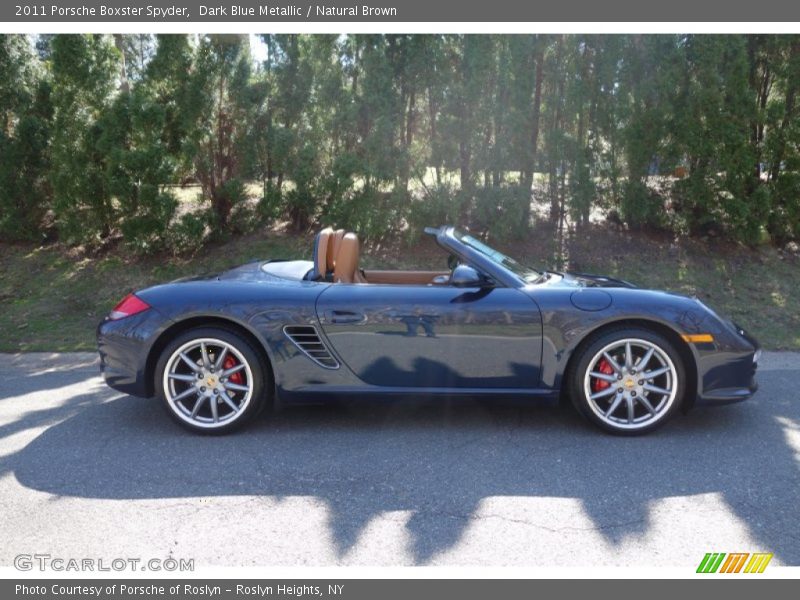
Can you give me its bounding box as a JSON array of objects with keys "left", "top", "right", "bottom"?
[{"left": 283, "top": 325, "right": 339, "bottom": 369}]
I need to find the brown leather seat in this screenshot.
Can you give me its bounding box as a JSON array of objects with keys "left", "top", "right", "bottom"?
[
  {"left": 312, "top": 227, "right": 334, "bottom": 280},
  {"left": 333, "top": 233, "right": 366, "bottom": 283},
  {"left": 327, "top": 229, "right": 346, "bottom": 273}
]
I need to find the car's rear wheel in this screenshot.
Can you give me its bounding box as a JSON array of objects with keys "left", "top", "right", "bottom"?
[
  {"left": 155, "top": 327, "right": 267, "bottom": 434},
  {"left": 570, "top": 328, "right": 685, "bottom": 435}
]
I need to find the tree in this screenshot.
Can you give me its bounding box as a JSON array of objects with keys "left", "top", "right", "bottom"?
[
  {"left": 5, "top": 33, "right": 800, "bottom": 250},
  {"left": 765, "top": 37, "right": 800, "bottom": 243},
  {"left": 260, "top": 34, "right": 315, "bottom": 230},
  {"left": 49, "top": 34, "right": 119, "bottom": 245},
  {"left": 97, "top": 35, "right": 194, "bottom": 253},
  {"left": 184, "top": 34, "right": 254, "bottom": 232},
  {"left": 0, "top": 35, "right": 52, "bottom": 241}
]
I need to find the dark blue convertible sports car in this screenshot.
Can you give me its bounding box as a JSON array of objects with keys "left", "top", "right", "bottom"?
[{"left": 98, "top": 225, "right": 759, "bottom": 435}]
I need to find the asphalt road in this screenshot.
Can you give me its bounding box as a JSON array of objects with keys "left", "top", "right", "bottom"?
[{"left": 0, "top": 351, "right": 798, "bottom": 568}]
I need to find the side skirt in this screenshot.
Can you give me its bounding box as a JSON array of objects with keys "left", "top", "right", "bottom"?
[{"left": 275, "top": 385, "right": 560, "bottom": 406}]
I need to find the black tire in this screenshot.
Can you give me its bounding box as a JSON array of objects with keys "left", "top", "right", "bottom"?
[
  {"left": 568, "top": 327, "right": 686, "bottom": 436},
  {"left": 155, "top": 326, "right": 268, "bottom": 434}
]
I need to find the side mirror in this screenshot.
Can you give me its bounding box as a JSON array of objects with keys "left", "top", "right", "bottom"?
[{"left": 451, "top": 265, "right": 492, "bottom": 287}]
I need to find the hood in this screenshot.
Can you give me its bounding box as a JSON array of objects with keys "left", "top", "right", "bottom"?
[{"left": 555, "top": 271, "right": 637, "bottom": 288}]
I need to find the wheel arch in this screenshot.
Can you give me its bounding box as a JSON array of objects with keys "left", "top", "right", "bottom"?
[
  {"left": 560, "top": 317, "right": 698, "bottom": 412},
  {"left": 144, "top": 315, "right": 276, "bottom": 401}
]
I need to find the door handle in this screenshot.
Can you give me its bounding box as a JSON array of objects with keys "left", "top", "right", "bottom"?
[{"left": 328, "top": 310, "right": 365, "bottom": 324}]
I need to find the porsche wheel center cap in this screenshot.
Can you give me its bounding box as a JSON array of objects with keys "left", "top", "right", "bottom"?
[
  {"left": 194, "top": 370, "right": 222, "bottom": 394},
  {"left": 624, "top": 378, "right": 636, "bottom": 389}
]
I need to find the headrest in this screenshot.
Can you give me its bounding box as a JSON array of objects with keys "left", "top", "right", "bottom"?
[
  {"left": 333, "top": 233, "right": 360, "bottom": 283},
  {"left": 327, "top": 229, "right": 346, "bottom": 272},
  {"left": 313, "top": 227, "right": 334, "bottom": 280}
]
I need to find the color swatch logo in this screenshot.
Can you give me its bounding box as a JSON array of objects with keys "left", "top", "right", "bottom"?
[{"left": 696, "top": 552, "right": 773, "bottom": 573}]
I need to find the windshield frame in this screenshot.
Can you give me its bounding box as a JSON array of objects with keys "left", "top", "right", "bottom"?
[
  {"left": 452, "top": 229, "right": 542, "bottom": 284},
  {"left": 429, "top": 226, "right": 542, "bottom": 288}
]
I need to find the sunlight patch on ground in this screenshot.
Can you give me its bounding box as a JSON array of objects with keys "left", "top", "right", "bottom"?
[
  {"left": 0, "top": 428, "right": 51, "bottom": 460},
  {"left": 0, "top": 486, "right": 772, "bottom": 567},
  {"left": 0, "top": 377, "right": 107, "bottom": 412},
  {"left": 771, "top": 291, "right": 787, "bottom": 308},
  {"left": 428, "top": 493, "right": 770, "bottom": 567},
  {"left": 339, "top": 510, "right": 415, "bottom": 566},
  {"left": 0, "top": 373, "right": 121, "bottom": 452},
  {"left": 776, "top": 416, "right": 800, "bottom": 468}
]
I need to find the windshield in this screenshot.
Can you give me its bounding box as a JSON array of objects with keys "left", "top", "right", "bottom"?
[{"left": 453, "top": 229, "right": 541, "bottom": 282}]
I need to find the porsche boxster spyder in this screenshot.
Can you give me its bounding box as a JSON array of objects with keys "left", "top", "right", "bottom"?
[{"left": 97, "top": 226, "right": 759, "bottom": 435}]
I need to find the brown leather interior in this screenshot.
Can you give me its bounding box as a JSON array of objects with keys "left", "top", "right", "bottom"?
[
  {"left": 333, "top": 233, "right": 366, "bottom": 283},
  {"left": 317, "top": 228, "right": 450, "bottom": 285},
  {"left": 314, "top": 227, "right": 334, "bottom": 279},
  {"left": 326, "top": 229, "right": 345, "bottom": 273},
  {"left": 330, "top": 229, "right": 346, "bottom": 268},
  {"left": 362, "top": 270, "right": 450, "bottom": 285}
]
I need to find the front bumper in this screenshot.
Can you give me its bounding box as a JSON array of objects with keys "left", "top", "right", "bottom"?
[
  {"left": 697, "top": 381, "right": 758, "bottom": 405},
  {"left": 695, "top": 344, "right": 760, "bottom": 406}
]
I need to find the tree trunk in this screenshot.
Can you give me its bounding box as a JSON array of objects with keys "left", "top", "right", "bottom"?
[
  {"left": 400, "top": 89, "right": 415, "bottom": 194},
  {"left": 769, "top": 40, "right": 799, "bottom": 184},
  {"left": 548, "top": 36, "right": 565, "bottom": 223},
  {"left": 747, "top": 37, "right": 772, "bottom": 192},
  {"left": 522, "top": 40, "right": 544, "bottom": 194},
  {"left": 113, "top": 34, "right": 130, "bottom": 93},
  {"left": 427, "top": 86, "right": 440, "bottom": 185},
  {"left": 460, "top": 142, "right": 471, "bottom": 191}
]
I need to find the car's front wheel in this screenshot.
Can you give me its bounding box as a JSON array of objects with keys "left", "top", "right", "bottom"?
[
  {"left": 570, "top": 328, "right": 686, "bottom": 435},
  {"left": 155, "top": 327, "right": 267, "bottom": 434}
]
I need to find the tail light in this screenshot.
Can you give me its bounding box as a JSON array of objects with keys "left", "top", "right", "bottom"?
[{"left": 108, "top": 293, "right": 151, "bottom": 320}]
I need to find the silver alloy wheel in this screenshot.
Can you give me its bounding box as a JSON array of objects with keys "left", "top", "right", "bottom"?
[
  {"left": 582, "top": 337, "right": 678, "bottom": 431},
  {"left": 162, "top": 337, "right": 254, "bottom": 430}
]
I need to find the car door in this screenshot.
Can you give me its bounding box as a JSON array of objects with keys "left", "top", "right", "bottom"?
[{"left": 315, "top": 283, "right": 543, "bottom": 389}]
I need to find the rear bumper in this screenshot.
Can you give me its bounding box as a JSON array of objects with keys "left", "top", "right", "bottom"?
[
  {"left": 98, "top": 352, "right": 148, "bottom": 396},
  {"left": 97, "top": 309, "right": 169, "bottom": 398}
]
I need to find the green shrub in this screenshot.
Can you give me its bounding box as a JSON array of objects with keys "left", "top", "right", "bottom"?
[
  {"left": 324, "top": 186, "right": 405, "bottom": 242},
  {"left": 768, "top": 171, "right": 800, "bottom": 245},
  {"left": 620, "top": 179, "right": 665, "bottom": 230},
  {"left": 405, "top": 181, "right": 466, "bottom": 242},
  {"left": 472, "top": 185, "right": 531, "bottom": 241},
  {"left": 167, "top": 211, "right": 209, "bottom": 256},
  {"left": 213, "top": 178, "right": 249, "bottom": 236},
  {"left": 0, "top": 100, "right": 52, "bottom": 241},
  {"left": 724, "top": 185, "right": 771, "bottom": 246},
  {"left": 119, "top": 187, "right": 178, "bottom": 255},
  {"left": 256, "top": 181, "right": 284, "bottom": 225}
]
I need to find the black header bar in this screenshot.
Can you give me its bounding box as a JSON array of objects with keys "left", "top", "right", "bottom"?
[{"left": 4, "top": 0, "right": 800, "bottom": 23}]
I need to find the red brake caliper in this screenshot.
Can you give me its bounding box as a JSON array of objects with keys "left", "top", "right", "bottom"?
[
  {"left": 222, "top": 356, "right": 244, "bottom": 386},
  {"left": 592, "top": 358, "right": 614, "bottom": 393}
]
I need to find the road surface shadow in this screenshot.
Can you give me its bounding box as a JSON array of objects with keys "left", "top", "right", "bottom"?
[{"left": 1, "top": 367, "right": 798, "bottom": 565}]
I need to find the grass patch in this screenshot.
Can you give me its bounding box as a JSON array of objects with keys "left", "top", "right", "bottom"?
[
  {"left": 1, "top": 225, "right": 798, "bottom": 352},
  {"left": 0, "top": 233, "right": 307, "bottom": 352}
]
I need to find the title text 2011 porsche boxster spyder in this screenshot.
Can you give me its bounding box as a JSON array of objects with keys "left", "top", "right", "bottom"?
[{"left": 98, "top": 226, "right": 759, "bottom": 435}]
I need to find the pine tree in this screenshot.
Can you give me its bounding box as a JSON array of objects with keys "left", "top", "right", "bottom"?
[
  {"left": 0, "top": 35, "right": 52, "bottom": 241},
  {"left": 49, "top": 34, "right": 119, "bottom": 245}
]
